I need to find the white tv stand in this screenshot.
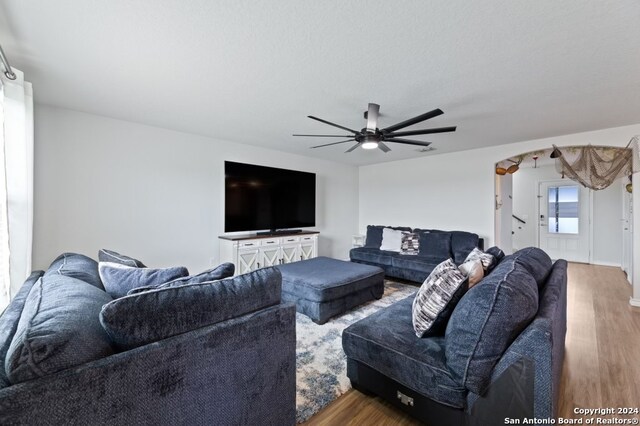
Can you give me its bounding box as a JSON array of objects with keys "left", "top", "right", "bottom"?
[{"left": 219, "top": 231, "right": 319, "bottom": 276}]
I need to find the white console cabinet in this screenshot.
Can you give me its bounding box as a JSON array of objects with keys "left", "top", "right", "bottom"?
[{"left": 219, "top": 232, "right": 319, "bottom": 275}]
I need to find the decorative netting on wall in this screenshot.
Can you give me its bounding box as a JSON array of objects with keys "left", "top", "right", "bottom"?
[{"left": 553, "top": 136, "right": 640, "bottom": 191}]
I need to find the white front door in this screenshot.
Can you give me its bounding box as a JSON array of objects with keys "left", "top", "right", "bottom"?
[{"left": 538, "top": 181, "right": 590, "bottom": 263}]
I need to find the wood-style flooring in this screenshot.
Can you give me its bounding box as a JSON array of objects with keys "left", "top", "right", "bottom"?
[{"left": 304, "top": 263, "right": 640, "bottom": 425}]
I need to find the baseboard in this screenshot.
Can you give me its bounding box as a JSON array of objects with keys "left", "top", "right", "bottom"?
[{"left": 630, "top": 298, "right": 640, "bottom": 308}]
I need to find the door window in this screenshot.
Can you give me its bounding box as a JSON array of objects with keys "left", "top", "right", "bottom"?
[{"left": 548, "top": 185, "right": 579, "bottom": 234}]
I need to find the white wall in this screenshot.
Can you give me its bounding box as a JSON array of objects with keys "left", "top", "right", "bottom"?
[
  {"left": 33, "top": 105, "right": 359, "bottom": 272},
  {"left": 592, "top": 183, "right": 623, "bottom": 266},
  {"left": 512, "top": 164, "right": 622, "bottom": 266},
  {"left": 359, "top": 123, "right": 640, "bottom": 250}
]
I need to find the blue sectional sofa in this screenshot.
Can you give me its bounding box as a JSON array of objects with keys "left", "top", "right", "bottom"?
[
  {"left": 0, "top": 253, "right": 296, "bottom": 425},
  {"left": 350, "top": 225, "right": 484, "bottom": 282},
  {"left": 343, "top": 247, "right": 567, "bottom": 425}
]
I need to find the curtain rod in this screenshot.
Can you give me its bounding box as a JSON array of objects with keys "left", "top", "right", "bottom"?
[{"left": 0, "top": 44, "right": 16, "bottom": 80}]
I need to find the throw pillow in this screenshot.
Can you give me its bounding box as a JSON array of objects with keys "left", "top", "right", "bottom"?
[
  {"left": 98, "top": 262, "right": 189, "bottom": 298},
  {"left": 127, "top": 263, "right": 235, "bottom": 295},
  {"left": 464, "top": 247, "right": 494, "bottom": 271},
  {"left": 5, "top": 275, "right": 114, "bottom": 384},
  {"left": 412, "top": 258, "right": 469, "bottom": 338},
  {"left": 98, "top": 249, "right": 147, "bottom": 268},
  {"left": 400, "top": 232, "right": 420, "bottom": 255},
  {"left": 458, "top": 259, "right": 484, "bottom": 287},
  {"left": 100, "top": 267, "right": 282, "bottom": 350},
  {"left": 379, "top": 228, "right": 403, "bottom": 252}
]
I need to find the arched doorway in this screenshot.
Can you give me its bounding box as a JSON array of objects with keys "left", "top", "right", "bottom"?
[{"left": 494, "top": 146, "right": 632, "bottom": 277}]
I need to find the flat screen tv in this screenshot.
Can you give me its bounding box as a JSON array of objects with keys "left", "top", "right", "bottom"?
[{"left": 225, "top": 161, "right": 316, "bottom": 233}]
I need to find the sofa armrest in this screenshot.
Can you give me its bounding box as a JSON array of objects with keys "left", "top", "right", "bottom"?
[
  {"left": 0, "top": 303, "right": 296, "bottom": 426},
  {"left": 466, "top": 319, "right": 553, "bottom": 422},
  {"left": 467, "top": 259, "right": 567, "bottom": 422}
]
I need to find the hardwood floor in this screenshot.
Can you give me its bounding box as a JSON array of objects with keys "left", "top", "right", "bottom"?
[{"left": 304, "top": 263, "right": 640, "bottom": 425}]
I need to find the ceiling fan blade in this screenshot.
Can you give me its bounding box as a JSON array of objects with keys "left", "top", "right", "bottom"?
[
  {"left": 382, "top": 108, "right": 444, "bottom": 133},
  {"left": 383, "top": 138, "right": 433, "bottom": 147},
  {"left": 378, "top": 141, "right": 391, "bottom": 153},
  {"left": 308, "top": 116, "right": 359, "bottom": 134},
  {"left": 345, "top": 143, "right": 360, "bottom": 153},
  {"left": 293, "top": 134, "right": 354, "bottom": 137},
  {"left": 310, "top": 139, "right": 355, "bottom": 149},
  {"left": 366, "top": 103, "right": 380, "bottom": 132},
  {"left": 386, "top": 126, "right": 456, "bottom": 138}
]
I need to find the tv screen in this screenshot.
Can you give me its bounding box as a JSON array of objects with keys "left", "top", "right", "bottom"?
[{"left": 225, "top": 161, "right": 316, "bottom": 233}]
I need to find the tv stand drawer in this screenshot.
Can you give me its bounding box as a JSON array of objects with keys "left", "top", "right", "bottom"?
[
  {"left": 239, "top": 241, "right": 259, "bottom": 248},
  {"left": 261, "top": 238, "right": 281, "bottom": 246},
  {"left": 281, "top": 236, "right": 300, "bottom": 244}
]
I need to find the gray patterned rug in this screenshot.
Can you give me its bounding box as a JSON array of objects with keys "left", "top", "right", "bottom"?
[{"left": 295, "top": 280, "right": 417, "bottom": 423}]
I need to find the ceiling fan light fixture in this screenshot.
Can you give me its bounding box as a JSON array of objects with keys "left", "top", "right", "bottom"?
[{"left": 362, "top": 141, "right": 379, "bottom": 150}]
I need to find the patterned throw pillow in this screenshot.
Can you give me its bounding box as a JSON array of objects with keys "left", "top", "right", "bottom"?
[
  {"left": 464, "top": 248, "right": 494, "bottom": 271},
  {"left": 400, "top": 232, "right": 420, "bottom": 255},
  {"left": 412, "top": 259, "right": 469, "bottom": 337},
  {"left": 458, "top": 259, "right": 484, "bottom": 287}
]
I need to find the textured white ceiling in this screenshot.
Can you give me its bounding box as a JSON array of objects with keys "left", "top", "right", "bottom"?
[{"left": 1, "top": 0, "right": 639, "bottom": 165}]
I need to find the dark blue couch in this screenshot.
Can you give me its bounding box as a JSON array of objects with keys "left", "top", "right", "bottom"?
[
  {"left": 0, "top": 254, "right": 296, "bottom": 425},
  {"left": 343, "top": 247, "right": 567, "bottom": 424},
  {"left": 350, "top": 226, "right": 483, "bottom": 282}
]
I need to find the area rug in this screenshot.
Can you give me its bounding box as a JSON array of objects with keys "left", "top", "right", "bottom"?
[{"left": 295, "top": 280, "right": 417, "bottom": 423}]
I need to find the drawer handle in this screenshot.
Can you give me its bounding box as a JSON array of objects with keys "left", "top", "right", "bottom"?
[
  {"left": 245, "top": 243, "right": 254, "bottom": 246},
  {"left": 267, "top": 241, "right": 274, "bottom": 244}
]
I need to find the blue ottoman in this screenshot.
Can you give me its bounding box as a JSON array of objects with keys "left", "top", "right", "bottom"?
[{"left": 276, "top": 256, "right": 385, "bottom": 324}]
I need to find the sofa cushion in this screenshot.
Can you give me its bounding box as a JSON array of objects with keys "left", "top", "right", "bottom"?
[
  {"left": 0, "top": 271, "right": 43, "bottom": 388},
  {"left": 127, "top": 263, "right": 235, "bottom": 295},
  {"left": 364, "top": 225, "right": 384, "bottom": 249},
  {"left": 451, "top": 231, "right": 480, "bottom": 265},
  {"left": 417, "top": 231, "right": 452, "bottom": 260},
  {"left": 391, "top": 255, "right": 440, "bottom": 273},
  {"left": 98, "top": 249, "right": 146, "bottom": 268},
  {"left": 380, "top": 228, "right": 403, "bottom": 252},
  {"left": 445, "top": 257, "right": 539, "bottom": 395},
  {"left": 100, "top": 267, "right": 282, "bottom": 350},
  {"left": 5, "top": 274, "right": 114, "bottom": 384},
  {"left": 98, "top": 263, "right": 189, "bottom": 298},
  {"left": 413, "top": 259, "right": 469, "bottom": 337},
  {"left": 343, "top": 296, "right": 467, "bottom": 408},
  {"left": 350, "top": 247, "right": 395, "bottom": 266},
  {"left": 45, "top": 253, "right": 103, "bottom": 290},
  {"left": 511, "top": 247, "right": 553, "bottom": 289}
]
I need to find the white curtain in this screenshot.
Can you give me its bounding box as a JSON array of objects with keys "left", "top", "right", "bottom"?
[{"left": 0, "top": 68, "right": 34, "bottom": 310}]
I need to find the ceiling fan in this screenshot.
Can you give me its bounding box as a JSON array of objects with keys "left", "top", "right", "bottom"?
[{"left": 293, "top": 103, "right": 456, "bottom": 153}]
